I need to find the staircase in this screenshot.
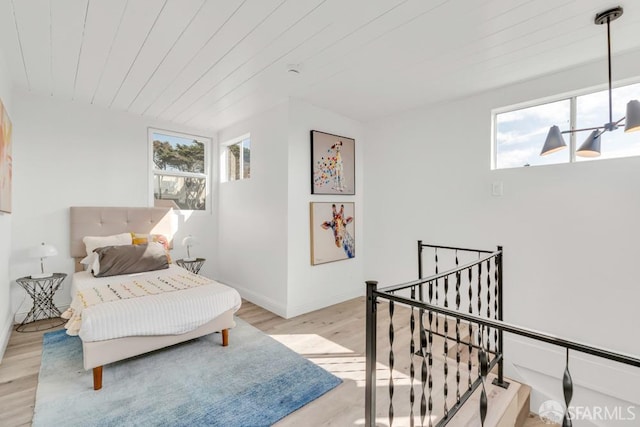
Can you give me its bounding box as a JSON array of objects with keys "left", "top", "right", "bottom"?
[
  {"left": 372, "top": 308, "right": 530, "bottom": 426},
  {"left": 366, "top": 242, "right": 640, "bottom": 426}
]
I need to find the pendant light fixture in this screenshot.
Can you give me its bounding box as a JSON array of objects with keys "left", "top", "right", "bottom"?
[{"left": 541, "top": 6, "right": 640, "bottom": 157}]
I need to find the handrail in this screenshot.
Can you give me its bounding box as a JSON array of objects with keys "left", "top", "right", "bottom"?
[
  {"left": 420, "top": 242, "right": 495, "bottom": 254},
  {"left": 372, "top": 284, "right": 640, "bottom": 368},
  {"left": 378, "top": 250, "right": 502, "bottom": 293}
]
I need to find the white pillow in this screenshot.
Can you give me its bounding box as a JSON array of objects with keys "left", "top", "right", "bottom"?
[
  {"left": 83, "top": 232, "right": 132, "bottom": 256},
  {"left": 79, "top": 252, "right": 100, "bottom": 275}
]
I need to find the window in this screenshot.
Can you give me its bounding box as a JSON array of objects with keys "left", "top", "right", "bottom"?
[
  {"left": 150, "top": 129, "right": 210, "bottom": 210},
  {"left": 220, "top": 133, "right": 250, "bottom": 182},
  {"left": 494, "top": 82, "right": 640, "bottom": 169}
]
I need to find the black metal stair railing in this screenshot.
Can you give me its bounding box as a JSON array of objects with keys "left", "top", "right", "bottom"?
[
  {"left": 367, "top": 243, "right": 505, "bottom": 427},
  {"left": 364, "top": 242, "right": 640, "bottom": 427}
]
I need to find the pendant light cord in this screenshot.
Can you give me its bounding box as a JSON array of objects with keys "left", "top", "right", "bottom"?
[{"left": 606, "top": 15, "right": 613, "bottom": 127}]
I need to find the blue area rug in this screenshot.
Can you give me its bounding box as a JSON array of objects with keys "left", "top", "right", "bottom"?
[{"left": 33, "top": 318, "right": 342, "bottom": 426}]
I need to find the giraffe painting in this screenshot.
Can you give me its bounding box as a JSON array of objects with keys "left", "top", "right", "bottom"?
[{"left": 310, "top": 202, "right": 355, "bottom": 265}]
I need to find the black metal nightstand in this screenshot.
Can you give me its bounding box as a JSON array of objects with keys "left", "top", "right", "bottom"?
[
  {"left": 175, "top": 258, "right": 206, "bottom": 274},
  {"left": 15, "top": 273, "right": 66, "bottom": 332}
]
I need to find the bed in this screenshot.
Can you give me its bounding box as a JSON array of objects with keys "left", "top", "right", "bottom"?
[{"left": 66, "top": 206, "right": 242, "bottom": 390}]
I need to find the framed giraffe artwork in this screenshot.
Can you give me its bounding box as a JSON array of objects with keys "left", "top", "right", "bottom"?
[
  {"left": 310, "top": 130, "right": 355, "bottom": 195},
  {"left": 310, "top": 202, "right": 355, "bottom": 265}
]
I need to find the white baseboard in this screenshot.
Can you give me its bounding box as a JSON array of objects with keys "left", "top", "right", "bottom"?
[
  {"left": 0, "top": 311, "right": 13, "bottom": 364},
  {"left": 285, "top": 287, "right": 363, "bottom": 318},
  {"left": 219, "top": 280, "right": 362, "bottom": 320},
  {"left": 224, "top": 281, "right": 288, "bottom": 318}
]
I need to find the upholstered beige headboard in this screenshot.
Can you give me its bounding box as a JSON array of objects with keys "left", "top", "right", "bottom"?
[{"left": 70, "top": 206, "right": 176, "bottom": 261}]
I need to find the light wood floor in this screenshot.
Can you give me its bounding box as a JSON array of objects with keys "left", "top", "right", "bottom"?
[{"left": 0, "top": 297, "right": 550, "bottom": 426}]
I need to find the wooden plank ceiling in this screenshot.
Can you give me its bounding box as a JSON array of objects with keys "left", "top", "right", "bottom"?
[{"left": 0, "top": 0, "right": 638, "bottom": 131}]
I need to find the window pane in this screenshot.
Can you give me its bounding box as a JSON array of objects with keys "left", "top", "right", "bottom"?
[
  {"left": 153, "top": 132, "right": 204, "bottom": 173},
  {"left": 242, "top": 138, "right": 251, "bottom": 179},
  {"left": 154, "top": 174, "right": 206, "bottom": 210},
  {"left": 227, "top": 143, "right": 241, "bottom": 181},
  {"left": 495, "top": 99, "right": 571, "bottom": 169},
  {"left": 221, "top": 134, "right": 250, "bottom": 183},
  {"left": 576, "top": 82, "right": 640, "bottom": 162}
]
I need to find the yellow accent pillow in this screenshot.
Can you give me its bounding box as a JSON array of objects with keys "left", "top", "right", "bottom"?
[{"left": 130, "top": 233, "right": 172, "bottom": 263}]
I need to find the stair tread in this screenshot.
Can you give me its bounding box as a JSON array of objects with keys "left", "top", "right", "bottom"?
[{"left": 445, "top": 374, "right": 522, "bottom": 427}]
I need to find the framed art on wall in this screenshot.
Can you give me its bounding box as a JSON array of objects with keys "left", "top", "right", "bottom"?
[
  {"left": 0, "top": 97, "right": 12, "bottom": 214},
  {"left": 310, "top": 202, "right": 355, "bottom": 265},
  {"left": 310, "top": 130, "right": 355, "bottom": 195}
]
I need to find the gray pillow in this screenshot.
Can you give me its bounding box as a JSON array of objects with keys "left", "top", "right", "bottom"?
[{"left": 93, "top": 242, "right": 169, "bottom": 277}]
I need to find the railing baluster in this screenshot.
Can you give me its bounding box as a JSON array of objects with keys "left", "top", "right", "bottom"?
[
  {"left": 443, "top": 276, "right": 449, "bottom": 419},
  {"left": 455, "top": 268, "right": 461, "bottom": 404},
  {"left": 389, "top": 300, "right": 395, "bottom": 426},
  {"left": 563, "top": 349, "right": 573, "bottom": 427},
  {"left": 486, "top": 259, "right": 491, "bottom": 353},
  {"left": 493, "top": 246, "right": 507, "bottom": 388},
  {"left": 428, "top": 307, "right": 434, "bottom": 426},
  {"left": 423, "top": 278, "right": 434, "bottom": 427},
  {"left": 467, "top": 264, "right": 473, "bottom": 391},
  {"left": 494, "top": 254, "right": 499, "bottom": 352},
  {"left": 409, "top": 288, "right": 416, "bottom": 427},
  {"left": 434, "top": 249, "right": 440, "bottom": 349},
  {"left": 365, "top": 281, "right": 377, "bottom": 427},
  {"left": 478, "top": 325, "right": 489, "bottom": 427},
  {"left": 420, "top": 304, "right": 428, "bottom": 426},
  {"left": 477, "top": 260, "right": 482, "bottom": 317}
]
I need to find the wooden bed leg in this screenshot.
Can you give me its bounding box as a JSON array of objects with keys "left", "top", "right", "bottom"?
[
  {"left": 222, "top": 329, "right": 229, "bottom": 347},
  {"left": 93, "top": 366, "right": 103, "bottom": 390}
]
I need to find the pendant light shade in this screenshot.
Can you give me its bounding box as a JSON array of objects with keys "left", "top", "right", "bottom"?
[
  {"left": 540, "top": 125, "right": 567, "bottom": 156},
  {"left": 625, "top": 100, "right": 640, "bottom": 133},
  {"left": 576, "top": 131, "right": 602, "bottom": 157},
  {"left": 540, "top": 7, "right": 636, "bottom": 157}
]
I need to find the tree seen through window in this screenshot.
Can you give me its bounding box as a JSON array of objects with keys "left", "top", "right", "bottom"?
[{"left": 151, "top": 131, "right": 208, "bottom": 210}]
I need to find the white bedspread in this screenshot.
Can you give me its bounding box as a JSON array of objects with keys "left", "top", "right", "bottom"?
[{"left": 69, "top": 265, "right": 242, "bottom": 342}]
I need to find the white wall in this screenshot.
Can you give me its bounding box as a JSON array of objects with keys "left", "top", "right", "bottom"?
[
  {"left": 9, "top": 91, "right": 216, "bottom": 320},
  {"left": 217, "top": 103, "right": 289, "bottom": 316},
  {"left": 216, "top": 99, "right": 365, "bottom": 318},
  {"left": 286, "top": 99, "right": 364, "bottom": 317},
  {"left": 364, "top": 49, "right": 640, "bottom": 420},
  {"left": 0, "top": 48, "right": 14, "bottom": 360}
]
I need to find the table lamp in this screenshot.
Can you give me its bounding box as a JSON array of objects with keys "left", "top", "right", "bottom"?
[
  {"left": 30, "top": 242, "right": 58, "bottom": 279},
  {"left": 182, "top": 235, "right": 198, "bottom": 261}
]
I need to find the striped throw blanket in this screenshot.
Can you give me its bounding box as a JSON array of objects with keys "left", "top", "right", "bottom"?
[{"left": 62, "top": 271, "right": 213, "bottom": 336}]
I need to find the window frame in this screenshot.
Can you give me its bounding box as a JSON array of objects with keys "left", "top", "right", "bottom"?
[
  {"left": 148, "top": 127, "right": 211, "bottom": 212},
  {"left": 492, "top": 78, "right": 640, "bottom": 170},
  {"left": 219, "top": 133, "right": 251, "bottom": 183}
]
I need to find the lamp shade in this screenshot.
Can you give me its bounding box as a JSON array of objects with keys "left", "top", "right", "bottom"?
[
  {"left": 182, "top": 236, "right": 197, "bottom": 247},
  {"left": 625, "top": 100, "right": 640, "bottom": 133},
  {"left": 29, "top": 242, "right": 58, "bottom": 278},
  {"left": 540, "top": 126, "right": 567, "bottom": 155},
  {"left": 29, "top": 242, "right": 58, "bottom": 259},
  {"left": 576, "top": 131, "right": 602, "bottom": 157},
  {"left": 182, "top": 235, "right": 197, "bottom": 261}
]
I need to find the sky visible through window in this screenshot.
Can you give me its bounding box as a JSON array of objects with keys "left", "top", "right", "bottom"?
[
  {"left": 496, "top": 99, "right": 570, "bottom": 168},
  {"left": 496, "top": 82, "right": 640, "bottom": 169},
  {"left": 153, "top": 133, "right": 194, "bottom": 147}
]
